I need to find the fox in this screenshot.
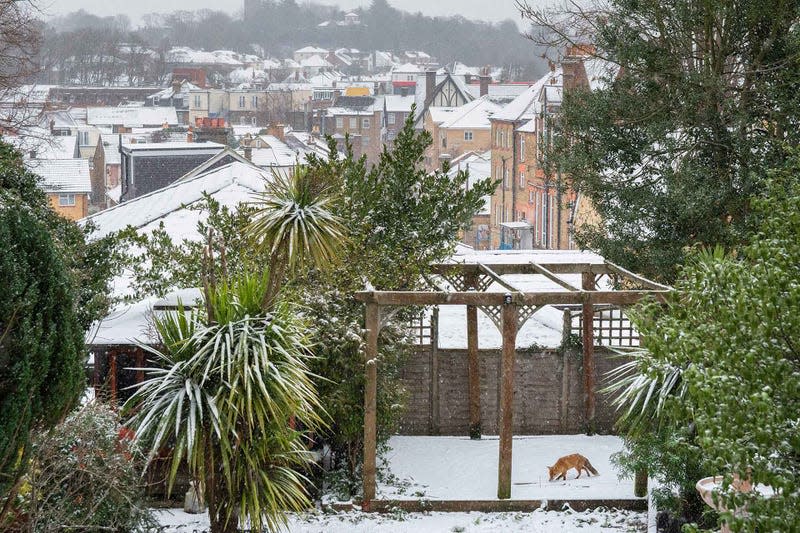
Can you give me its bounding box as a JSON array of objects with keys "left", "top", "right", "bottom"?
[{"left": 547, "top": 453, "right": 599, "bottom": 481}]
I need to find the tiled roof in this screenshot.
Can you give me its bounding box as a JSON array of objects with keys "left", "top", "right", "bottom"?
[{"left": 26, "top": 159, "right": 91, "bottom": 194}]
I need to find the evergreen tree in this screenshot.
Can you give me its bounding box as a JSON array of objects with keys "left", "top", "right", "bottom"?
[
  {"left": 0, "top": 203, "right": 85, "bottom": 508},
  {"left": 522, "top": 0, "right": 800, "bottom": 281}
]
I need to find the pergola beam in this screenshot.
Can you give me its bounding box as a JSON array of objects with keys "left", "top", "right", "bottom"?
[
  {"left": 529, "top": 262, "right": 581, "bottom": 292},
  {"left": 432, "top": 262, "right": 616, "bottom": 276},
  {"left": 355, "top": 290, "right": 670, "bottom": 306},
  {"left": 478, "top": 263, "right": 525, "bottom": 294},
  {"left": 604, "top": 261, "right": 672, "bottom": 290}
]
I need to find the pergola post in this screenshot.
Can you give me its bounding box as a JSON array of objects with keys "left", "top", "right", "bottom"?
[
  {"left": 581, "top": 272, "right": 596, "bottom": 430},
  {"left": 466, "top": 273, "right": 481, "bottom": 439},
  {"left": 497, "top": 295, "right": 517, "bottom": 499},
  {"left": 363, "top": 302, "right": 380, "bottom": 510}
]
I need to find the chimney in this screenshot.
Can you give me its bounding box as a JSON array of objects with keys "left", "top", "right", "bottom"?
[
  {"left": 242, "top": 133, "right": 253, "bottom": 161},
  {"left": 49, "top": 119, "right": 55, "bottom": 134},
  {"left": 172, "top": 78, "right": 182, "bottom": 96},
  {"left": 187, "top": 126, "right": 194, "bottom": 143},
  {"left": 425, "top": 69, "right": 436, "bottom": 104},
  {"left": 479, "top": 75, "right": 490, "bottom": 97},
  {"left": 268, "top": 123, "right": 285, "bottom": 141}
]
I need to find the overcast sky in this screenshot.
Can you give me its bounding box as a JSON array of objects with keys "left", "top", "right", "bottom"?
[{"left": 45, "top": 0, "right": 534, "bottom": 26}]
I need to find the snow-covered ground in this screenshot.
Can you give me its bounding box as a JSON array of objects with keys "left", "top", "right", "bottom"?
[
  {"left": 155, "top": 507, "right": 646, "bottom": 532},
  {"left": 155, "top": 435, "right": 644, "bottom": 532},
  {"left": 377, "top": 435, "right": 636, "bottom": 501}
]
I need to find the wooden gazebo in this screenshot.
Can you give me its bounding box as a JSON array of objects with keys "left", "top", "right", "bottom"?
[{"left": 354, "top": 256, "right": 670, "bottom": 508}]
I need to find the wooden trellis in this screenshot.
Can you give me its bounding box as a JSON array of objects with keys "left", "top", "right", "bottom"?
[{"left": 354, "top": 259, "right": 669, "bottom": 509}]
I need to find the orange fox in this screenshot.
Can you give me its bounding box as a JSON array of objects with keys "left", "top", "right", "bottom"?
[{"left": 547, "top": 453, "right": 599, "bottom": 481}]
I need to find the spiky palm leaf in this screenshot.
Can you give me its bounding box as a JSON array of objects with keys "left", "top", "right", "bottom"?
[
  {"left": 248, "top": 166, "right": 345, "bottom": 271},
  {"left": 603, "top": 347, "right": 687, "bottom": 434},
  {"left": 125, "top": 275, "right": 324, "bottom": 532}
]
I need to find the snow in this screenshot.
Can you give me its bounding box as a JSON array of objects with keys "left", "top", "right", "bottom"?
[
  {"left": 82, "top": 162, "right": 270, "bottom": 239},
  {"left": 25, "top": 159, "right": 91, "bottom": 194},
  {"left": 86, "top": 288, "right": 202, "bottom": 346},
  {"left": 438, "top": 96, "right": 502, "bottom": 130},
  {"left": 448, "top": 151, "right": 492, "bottom": 215},
  {"left": 378, "top": 435, "right": 637, "bottom": 501},
  {"left": 492, "top": 69, "right": 562, "bottom": 123},
  {"left": 87, "top": 107, "right": 179, "bottom": 128},
  {"left": 155, "top": 507, "right": 645, "bottom": 532},
  {"left": 448, "top": 248, "right": 606, "bottom": 266}
]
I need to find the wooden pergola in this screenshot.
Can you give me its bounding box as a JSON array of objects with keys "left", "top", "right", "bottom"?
[{"left": 354, "top": 257, "right": 670, "bottom": 508}]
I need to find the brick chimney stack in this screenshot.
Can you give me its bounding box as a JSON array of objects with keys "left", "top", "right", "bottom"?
[
  {"left": 425, "top": 69, "right": 436, "bottom": 104},
  {"left": 479, "top": 74, "right": 490, "bottom": 97},
  {"left": 187, "top": 126, "right": 194, "bottom": 143}
]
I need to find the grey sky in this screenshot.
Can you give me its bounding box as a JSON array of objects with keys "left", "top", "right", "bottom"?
[{"left": 45, "top": 0, "right": 533, "bottom": 26}]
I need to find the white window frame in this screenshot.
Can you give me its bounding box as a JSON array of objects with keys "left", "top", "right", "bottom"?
[
  {"left": 520, "top": 136, "right": 526, "bottom": 161},
  {"left": 387, "top": 113, "right": 396, "bottom": 125},
  {"left": 238, "top": 95, "right": 245, "bottom": 108},
  {"left": 79, "top": 131, "right": 90, "bottom": 146},
  {"left": 362, "top": 117, "right": 370, "bottom": 129},
  {"left": 251, "top": 95, "right": 259, "bottom": 108},
  {"left": 58, "top": 193, "right": 76, "bottom": 206},
  {"left": 193, "top": 94, "right": 201, "bottom": 108},
  {"left": 349, "top": 117, "right": 357, "bottom": 129},
  {"left": 464, "top": 131, "right": 473, "bottom": 141},
  {"left": 336, "top": 117, "right": 344, "bottom": 129},
  {"left": 519, "top": 171, "right": 525, "bottom": 189}
]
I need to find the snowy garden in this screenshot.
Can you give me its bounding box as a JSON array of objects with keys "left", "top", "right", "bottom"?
[{"left": 3, "top": 77, "right": 800, "bottom": 533}]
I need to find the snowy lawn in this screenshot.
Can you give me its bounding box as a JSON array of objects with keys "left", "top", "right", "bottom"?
[
  {"left": 376, "top": 435, "right": 636, "bottom": 501},
  {"left": 155, "top": 507, "right": 646, "bottom": 532}
]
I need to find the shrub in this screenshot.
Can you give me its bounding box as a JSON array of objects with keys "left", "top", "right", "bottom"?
[{"left": 25, "top": 402, "right": 156, "bottom": 532}]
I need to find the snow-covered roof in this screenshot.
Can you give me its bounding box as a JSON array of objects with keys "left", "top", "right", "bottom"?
[
  {"left": 583, "top": 58, "right": 620, "bottom": 92},
  {"left": 439, "top": 96, "right": 501, "bottom": 130},
  {"left": 427, "top": 106, "right": 459, "bottom": 124},
  {"left": 242, "top": 135, "right": 302, "bottom": 168},
  {"left": 82, "top": 161, "right": 270, "bottom": 240},
  {"left": 492, "top": 68, "right": 562, "bottom": 123},
  {"left": 26, "top": 159, "right": 91, "bottom": 194},
  {"left": 121, "top": 141, "right": 224, "bottom": 153},
  {"left": 383, "top": 95, "right": 415, "bottom": 113},
  {"left": 393, "top": 62, "right": 423, "bottom": 73},
  {"left": 166, "top": 47, "right": 244, "bottom": 66},
  {"left": 448, "top": 150, "right": 492, "bottom": 215},
  {"left": 300, "top": 55, "right": 332, "bottom": 68},
  {"left": 516, "top": 118, "right": 536, "bottom": 133},
  {"left": 87, "top": 288, "right": 203, "bottom": 346},
  {"left": 87, "top": 107, "right": 179, "bottom": 127},
  {"left": 295, "top": 46, "right": 329, "bottom": 55},
  {"left": 7, "top": 131, "right": 78, "bottom": 160}
]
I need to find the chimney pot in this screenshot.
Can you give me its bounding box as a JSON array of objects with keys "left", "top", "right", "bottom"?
[{"left": 479, "top": 75, "right": 490, "bottom": 97}]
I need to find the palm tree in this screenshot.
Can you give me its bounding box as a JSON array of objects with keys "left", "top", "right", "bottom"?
[
  {"left": 247, "top": 166, "right": 346, "bottom": 310},
  {"left": 126, "top": 274, "right": 324, "bottom": 533}
]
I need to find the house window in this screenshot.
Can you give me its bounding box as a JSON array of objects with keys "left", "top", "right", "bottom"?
[
  {"left": 388, "top": 113, "right": 396, "bottom": 125},
  {"left": 251, "top": 95, "right": 259, "bottom": 108},
  {"left": 58, "top": 193, "right": 76, "bottom": 206},
  {"left": 520, "top": 171, "right": 525, "bottom": 189},
  {"left": 336, "top": 117, "right": 343, "bottom": 129},
  {"left": 503, "top": 166, "right": 508, "bottom": 189},
  {"left": 349, "top": 117, "right": 357, "bottom": 129},
  {"left": 251, "top": 116, "right": 257, "bottom": 126},
  {"left": 238, "top": 95, "right": 245, "bottom": 108},
  {"left": 362, "top": 118, "right": 370, "bottom": 129},
  {"left": 464, "top": 131, "right": 473, "bottom": 141},
  {"left": 78, "top": 131, "right": 90, "bottom": 146},
  {"left": 442, "top": 135, "right": 446, "bottom": 148},
  {"left": 194, "top": 95, "right": 201, "bottom": 108},
  {"left": 520, "top": 136, "right": 526, "bottom": 161}
]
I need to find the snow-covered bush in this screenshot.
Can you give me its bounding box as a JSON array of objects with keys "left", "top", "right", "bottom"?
[{"left": 25, "top": 402, "right": 156, "bottom": 532}]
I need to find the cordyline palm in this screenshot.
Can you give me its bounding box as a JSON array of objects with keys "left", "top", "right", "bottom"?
[
  {"left": 248, "top": 166, "right": 346, "bottom": 310},
  {"left": 125, "top": 275, "right": 325, "bottom": 533}
]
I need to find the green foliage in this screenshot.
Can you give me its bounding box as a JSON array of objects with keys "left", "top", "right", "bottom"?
[
  {"left": 122, "top": 194, "right": 263, "bottom": 299},
  {"left": 0, "top": 206, "right": 85, "bottom": 503},
  {"left": 533, "top": 0, "right": 800, "bottom": 282},
  {"left": 607, "top": 158, "right": 800, "bottom": 530},
  {"left": 331, "top": 111, "right": 496, "bottom": 291},
  {"left": 24, "top": 402, "right": 156, "bottom": 532},
  {"left": 126, "top": 273, "right": 323, "bottom": 532},
  {"left": 0, "top": 139, "right": 123, "bottom": 329}
]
